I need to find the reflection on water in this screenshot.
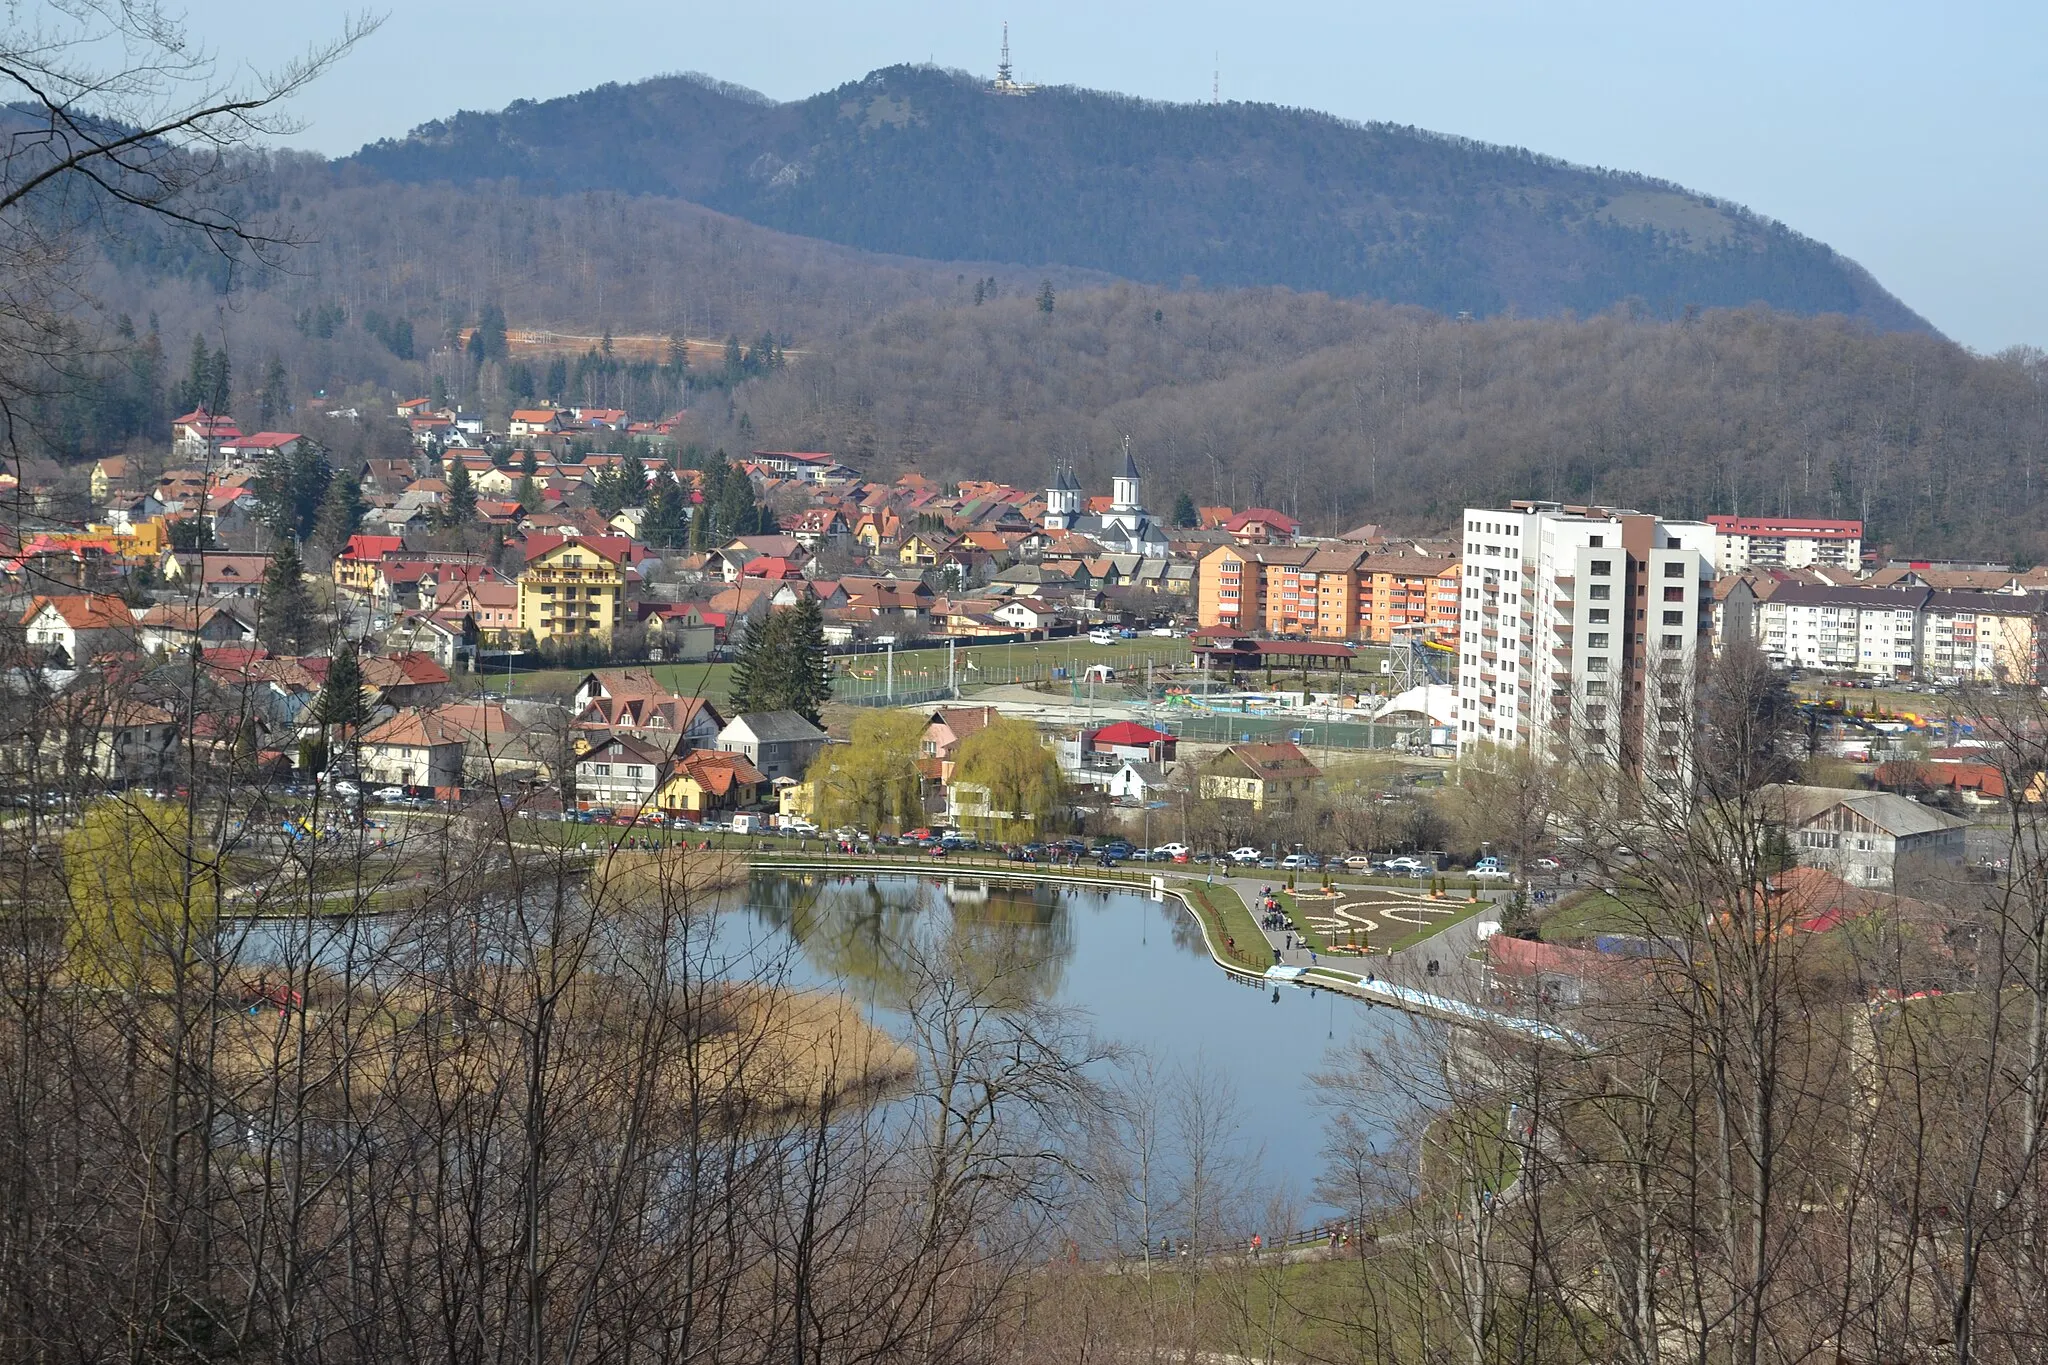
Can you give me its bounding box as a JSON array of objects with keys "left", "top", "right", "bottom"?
[
  {"left": 743, "top": 871, "right": 1425, "bottom": 1208},
  {"left": 751, "top": 873, "right": 1074, "bottom": 1007}
]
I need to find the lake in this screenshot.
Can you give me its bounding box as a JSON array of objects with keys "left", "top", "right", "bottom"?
[{"left": 231, "top": 870, "right": 1431, "bottom": 1218}]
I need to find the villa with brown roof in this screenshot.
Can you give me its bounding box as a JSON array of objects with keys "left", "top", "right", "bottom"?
[{"left": 1200, "top": 742, "right": 1321, "bottom": 810}]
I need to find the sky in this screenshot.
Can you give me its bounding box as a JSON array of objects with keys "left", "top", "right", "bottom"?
[{"left": 178, "top": 0, "right": 2045, "bottom": 353}]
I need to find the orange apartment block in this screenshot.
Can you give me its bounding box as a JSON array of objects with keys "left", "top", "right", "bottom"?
[
  {"left": 1361, "top": 553, "right": 1462, "bottom": 643},
  {"left": 1198, "top": 544, "right": 1462, "bottom": 643}
]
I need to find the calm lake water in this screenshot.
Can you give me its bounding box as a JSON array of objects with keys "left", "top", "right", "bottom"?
[{"left": 232, "top": 871, "right": 1429, "bottom": 1214}]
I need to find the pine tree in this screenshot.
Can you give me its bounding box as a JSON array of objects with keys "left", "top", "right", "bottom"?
[
  {"left": 1173, "top": 491, "right": 1200, "bottom": 528},
  {"left": 515, "top": 474, "right": 541, "bottom": 513},
  {"left": 726, "top": 610, "right": 782, "bottom": 716},
  {"left": 257, "top": 356, "right": 289, "bottom": 428},
  {"left": 443, "top": 458, "right": 476, "bottom": 527},
  {"left": 179, "top": 335, "right": 210, "bottom": 413},
  {"left": 1037, "top": 280, "right": 1056, "bottom": 313},
  {"left": 259, "top": 540, "right": 317, "bottom": 655},
  {"left": 310, "top": 474, "right": 365, "bottom": 560},
  {"left": 518, "top": 448, "right": 538, "bottom": 476},
  {"left": 781, "top": 593, "right": 833, "bottom": 727},
  {"left": 313, "top": 642, "right": 371, "bottom": 731}
]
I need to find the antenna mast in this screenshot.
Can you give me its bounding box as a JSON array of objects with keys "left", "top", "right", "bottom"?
[
  {"left": 999, "top": 22, "right": 1013, "bottom": 86},
  {"left": 1213, "top": 53, "right": 1219, "bottom": 105}
]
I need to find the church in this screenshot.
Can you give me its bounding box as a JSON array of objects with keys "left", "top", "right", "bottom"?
[{"left": 1044, "top": 441, "right": 1171, "bottom": 557}]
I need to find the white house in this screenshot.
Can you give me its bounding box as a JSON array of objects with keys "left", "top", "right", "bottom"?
[
  {"left": 716, "top": 711, "right": 828, "bottom": 783},
  {"left": 21, "top": 595, "right": 133, "bottom": 664},
  {"left": 574, "top": 732, "right": 669, "bottom": 811}
]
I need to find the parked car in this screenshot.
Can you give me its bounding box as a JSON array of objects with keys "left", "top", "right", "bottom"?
[
  {"left": 330, "top": 780, "right": 359, "bottom": 798},
  {"left": 1228, "top": 846, "right": 1262, "bottom": 864},
  {"left": 1087, "top": 628, "right": 1118, "bottom": 645},
  {"left": 1344, "top": 854, "right": 1376, "bottom": 870},
  {"left": 1280, "top": 853, "right": 1313, "bottom": 871},
  {"left": 1153, "top": 842, "right": 1190, "bottom": 858},
  {"left": 1380, "top": 855, "right": 1431, "bottom": 875},
  {"left": 1470, "top": 857, "right": 1512, "bottom": 880},
  {"left": 1531, "top": 856, "right": 1563, "bottom": 872},
  {"left": 371, "top": 786, "right": 404, "bottom": 803}
]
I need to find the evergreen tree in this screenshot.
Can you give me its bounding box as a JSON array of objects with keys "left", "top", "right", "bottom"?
[
  {"left": 544, "top": 356, "right": 568, "bottom": 399},
  {"left": 251, "top": 445, "right": 333, "bottom": 542},
  {"left": 1037, "top": 280, "right": 1056, "bottom": 313},
  {"left": 515, "top": 474, "right": 541, "bottom": 513},
  {"left": 256, "top": 356, "right": 289, "bottom": 428},
  {"left": 518, "top": 447, "right": 538, "bottom": 476},
  {"left": 780, "top": 593, "right": 833, "bottom": 727},
  {"left": 179, "top": 334, "right": 209, "bottom": 412},
  {"left": 619, "top": 449, "right": 648, "bottom": 503},
  {"left": 313, "top": 642, "right": 371, "bottom": 731},
  {"left": 467, "top": 304, "right": 508, "bottom": 364},
  {"left": 1172, "top": 491, "right": 1200, "bottom": 528},
  {"left": 642, "top": 465, "right": 687, "bottom": 546},
  {"left": 726, "top": 610, "right": 781, "bottom": 717},
  {"left": 310, "top": 473, "right": 365, "bottom": 560},
  {"left": 666, "top": 332, "right": 688, "bottom": 372},
  {"left": 166, "top": 517, "right": 215, "bottom": 552},
  {"left": 722, "top": 335, "right": 744, "bottom": 384},
  {"left": 727, "top": 600, "right": 831, "bottom": 726},
  {"left": 259, "top": 540, "right": 317, "bottom": 655},
  {"left": 442, "top": 458, "right": 476, "bottom": 527}
]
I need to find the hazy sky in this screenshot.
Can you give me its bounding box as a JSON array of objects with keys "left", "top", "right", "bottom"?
[{"left": 184, "top": 0, "right": 2044, "bottom": 352}]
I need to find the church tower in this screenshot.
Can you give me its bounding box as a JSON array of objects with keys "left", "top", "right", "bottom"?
[
  {"left": 1110, "top": 437, "right": 1143, "bottom": 515},
  {"left": 1044, "top": 465, "right": 1082, "bottom": 530}
]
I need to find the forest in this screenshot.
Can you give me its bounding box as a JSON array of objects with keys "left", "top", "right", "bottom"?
[{"left": 350, "top": 66, "right": 1927, "bottom": 331}]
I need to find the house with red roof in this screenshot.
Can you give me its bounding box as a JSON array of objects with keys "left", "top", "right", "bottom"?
[
  {"left": 1223, "top": 509, "right": 1301, "bottom": 545},
  {"left": 171, "top": 407, "right": 241, "bottom": 458},
  {"left": 1085, "top": 720, "right": 1177, "bottom": 764}
]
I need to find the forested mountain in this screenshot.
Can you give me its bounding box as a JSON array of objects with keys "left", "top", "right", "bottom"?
[
  {"left": 349, "top": 66, "right": 1929, "bottom": 332},
  {"left": 690, "top": 289, "right": 2048, "bottom": 565}
]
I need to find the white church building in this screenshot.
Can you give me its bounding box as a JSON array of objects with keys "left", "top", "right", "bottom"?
[{"left": 1044, "top": 441, "right": 1171, "bottom": 556}]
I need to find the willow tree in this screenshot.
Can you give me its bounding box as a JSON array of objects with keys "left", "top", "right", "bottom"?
[
  {"left": 812, "top": 709, "right": 925, "bottom": 833},
  {"left": 951, "top": 715, "right": 1063, "bottom": 843}
]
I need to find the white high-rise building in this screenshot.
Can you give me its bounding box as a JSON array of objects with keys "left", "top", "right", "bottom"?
[{"left": 1456, "top": 503, "right": 1715, "bottom": 778}]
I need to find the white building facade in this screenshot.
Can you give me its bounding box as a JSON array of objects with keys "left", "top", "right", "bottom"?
[
  {"left": 1456, "top": 503, "right": 1714, "bottom": 778},
  {"left": 1708, "top": 515, "right": 1862, "bottom": 574}
]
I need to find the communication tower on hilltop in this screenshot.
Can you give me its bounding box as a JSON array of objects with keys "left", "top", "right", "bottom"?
[{"left": 990, "top": 23, "right": 1038, "bottom": 95}]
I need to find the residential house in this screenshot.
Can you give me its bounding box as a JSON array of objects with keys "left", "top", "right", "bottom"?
[
  {"left": 21, "top": 595, "right": 133, "bottom": 664},
  {"left": 991, "top": 599, "right": 1059, "bottom": 635},
  {"left": 91, "top": 699, "right": 178, "bottom": 785},
  {"left": 1107, "top": 760, "right": 1171, "bottom": 804},
  {"left": 355, "top": 708, "right": 469, "bottom": 791},
  {"left": 436, "top": 579, "right": 520, "bottom": 644},
  {"left": 1223, "top": 509, "right": 1301, "bottom": 545},
  {"left": 160, "top": 551, "right": 272, "bottom": 599},
  {"left": 508, "top": 408, "right": 569, "bottom": 439},
  {"left": 134, "top": 602, "right": 256, "bottom": 655},
  {"left": 170, "top": 407, "right": 241, "bottom": 458},
  {"left": 572, "top": 670, "right": 725, "bottom": 751},
  {"left": 385, "top": 613, "right": 466, "bottom": 670},
  {"left": 358, "top": 652, "right": 452, "bottom": 710},
  {"left": 575, "top": 732, "right": 670, "bottom": 811},
  {"left": 90, "top": 456, "right": 133, "bottom": 503},
  {"left": 332, "top": 535, "right": 407, "bottom": 595},
  {"left": 716, "top": 711, "right": 827, "bottom": 783},
  {"left": 653, "top": 748, "right": 767, "bottom": 816},
  {"left": 1762, "top": 783, "right": 1969, "bottom": 893},
  {"left": 1199, "top": 742, "right": 1320, "bottom": 810},
  {"left": 1086, "top": 721, "right": 1178, "bottom": 764}
]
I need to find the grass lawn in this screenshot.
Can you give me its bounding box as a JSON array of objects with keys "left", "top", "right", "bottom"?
[
  {"left": 487, "top": 636, "right": 1192, "bottom": 704},
  {"left": 1538, "top": 887, "right": 1660, "bottom": 943}
]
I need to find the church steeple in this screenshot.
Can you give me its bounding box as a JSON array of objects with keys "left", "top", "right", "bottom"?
[
  {"left": 1111, "top": 436, "right": 1142, "bottom": 514},
  {"left": 1045, "top": 463, "right": 1082, "bottom": 530}
]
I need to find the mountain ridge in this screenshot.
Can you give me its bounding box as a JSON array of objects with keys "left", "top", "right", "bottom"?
[{"left": 347, "top": 65, "right": 1932, "bottom": 334}]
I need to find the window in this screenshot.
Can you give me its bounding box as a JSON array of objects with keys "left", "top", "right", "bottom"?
[
  {"left": 1662, "top": 634, "right": 1683, "bottom": 650},
  {"left": 1585, "top": 656, "right": 1609, "bottom": 672},
  {"left": 1663, "top": 611, "right": 1683, "bottom": 625},
  {"left": 1588, "top": 608, "right": 1609, "bottom": 624},
  {"left": 1585, "top": 680, "right": 1608, "bottom": 695},
  {"left": 1591, "top": 559, "right": 1612, "bottom": 576},
  {"left": 1587, "top": 633, "right": 1610, "bottom": 649},
  {"left": 1590, "top": 584, "right": 1611, "bottom": 600},
  {"left": 1663, "top": 562, "right": 1684, "bottom": 578}
]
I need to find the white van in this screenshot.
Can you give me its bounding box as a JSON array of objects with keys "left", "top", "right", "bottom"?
[{"left": 1087, "top": 628, "right": 1118, "bottom": 645}]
